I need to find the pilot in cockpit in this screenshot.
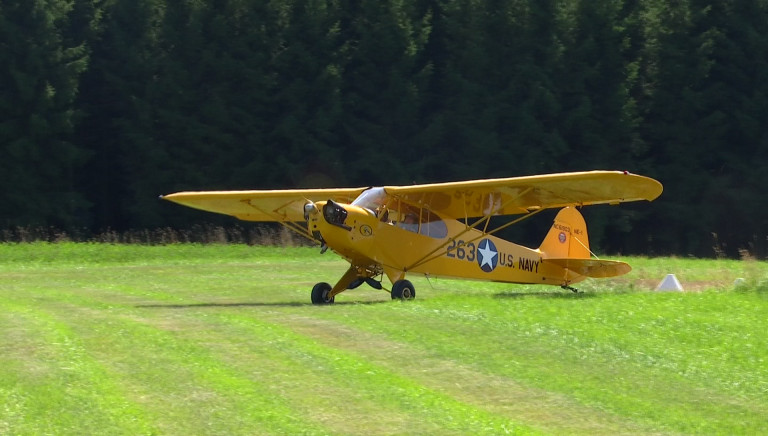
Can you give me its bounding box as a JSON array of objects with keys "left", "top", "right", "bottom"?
[{"left": 399, "top": 212, "right": 419, "bottom": 232}]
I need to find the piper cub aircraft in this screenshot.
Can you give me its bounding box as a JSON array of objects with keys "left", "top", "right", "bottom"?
[{"left": 162, "top": 171, "right": 662, "bottom": 304}]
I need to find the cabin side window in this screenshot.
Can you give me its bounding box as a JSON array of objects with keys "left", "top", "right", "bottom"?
[
  {"left": 418, "top": 209, "right": 448, "bottom": 238},
  {"left": 392, "top": 205, "right": 447, "bottom": 239},
  {"left": 351, "top": 188, "right": 448, "bottom": 239}
]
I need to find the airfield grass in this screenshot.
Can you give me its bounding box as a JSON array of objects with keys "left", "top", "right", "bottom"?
[{"left": 1, "top": 243, "right": 767, "bottom": 435}]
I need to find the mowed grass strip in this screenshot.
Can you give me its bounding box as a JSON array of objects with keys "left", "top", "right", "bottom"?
[
  {"left": 304, "top": 291, "right": 768, "bottom": 434},
  {"left": 0, "top": 287, "right": 331, "bottom": 435},
  {"left": 1, "top": 242, "right": 767, "bottom": 435},
  {"left": 0, "top": 244, "right": 532, "bottom": 435},
  {"left": 0, "top": 302, "right": 155, "bottom": 435},
  {"left": 255, "top": 312, "right": 656, "bottom": 435}
]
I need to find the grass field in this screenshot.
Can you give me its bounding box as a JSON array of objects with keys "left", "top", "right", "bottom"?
[{"left": 1, "top": 243, "right": 767, "bottom": 435}]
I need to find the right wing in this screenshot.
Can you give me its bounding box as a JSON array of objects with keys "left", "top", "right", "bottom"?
[
  {"left": 161, "top": 188, "right": 367, "bottom": 222},
  {"left": 385, "top": 171, "right": 662, "bottom": 219}
]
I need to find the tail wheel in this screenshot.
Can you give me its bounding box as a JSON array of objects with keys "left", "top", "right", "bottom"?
[
  {"left": 391, "top": 280, "right": 415, "bottom": 300},
  {"left": 311, "top": 282, "right": 335, "bottom": 305}
]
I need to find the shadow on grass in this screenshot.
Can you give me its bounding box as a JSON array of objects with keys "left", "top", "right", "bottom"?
[
  {"left": 137, "top": 300, "right": 391, "bottom": 309},
  {"left": 493, "top": 291, "right": 600, "bottom": 299}
]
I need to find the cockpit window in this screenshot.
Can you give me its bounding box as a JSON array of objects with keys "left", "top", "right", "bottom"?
[
  {"left": 352, "top": 188, "right": 448, "bottom": 239},
  {"left": 417, "top": 209, "right": 448, "bottom": 238}
]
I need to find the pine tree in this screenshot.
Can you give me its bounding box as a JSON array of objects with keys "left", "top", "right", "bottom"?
[
  {"left": 75, "top": 0, "right": 167, "bottom": 229},
  {"left": 335, "top": 0, "right": 433, "bottom": 185},
  {"left": 635, "top": 0, "right": 721, "bottom": 256},
  {"left": 0, "top": 0, "right": 93, "bottom": 229},
  {"left": 264, "top": 0, "right": 347, "bottom": 188},
  {"left": 557, "top": 0, "right": 635, "bottom": 170},
  {"left": 685, "top": 0, "right": 768, "bottom": 257}
]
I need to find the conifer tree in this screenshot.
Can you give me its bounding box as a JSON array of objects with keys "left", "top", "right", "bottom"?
[
  {"left": 684, "top": 0, "right": 768, "bottom": 256},
  {"left": 75, "top": 0, "right": 167, "bottom": 229},
  {"left": 336, "top": 0, "right": 433, "bottom": 185},
  {"left": 0, "top": 0, "right": 93, "bottom": 229},
  {"left": 265, "top": 0, "right": 347, "bottom": 188},
  {"left": 635, "top": 0, "right": 720, "bottom": 256}
]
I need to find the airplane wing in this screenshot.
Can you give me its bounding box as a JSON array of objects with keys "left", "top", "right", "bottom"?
[
  {"left": 385, "top": 171, "right": 662, "bottom": 219},
  {"left": 161, "top": 188, "right": 368, "bottom": 222}
]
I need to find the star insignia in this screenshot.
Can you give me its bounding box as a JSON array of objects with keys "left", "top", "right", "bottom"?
[{"left": 477, "top": 239, "right": 498, "bottom": 272}]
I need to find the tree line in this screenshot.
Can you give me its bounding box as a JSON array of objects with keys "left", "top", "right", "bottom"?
[{"left": 2, "top": 0, "right": 767, "bottom": 258}]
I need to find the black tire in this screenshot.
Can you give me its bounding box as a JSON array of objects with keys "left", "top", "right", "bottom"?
[
  {"left": 391, "top": 279, "right": 415, "bottom": 300},
  {"left": 311, "top": 282, "right": 334, "bottom": 305}
]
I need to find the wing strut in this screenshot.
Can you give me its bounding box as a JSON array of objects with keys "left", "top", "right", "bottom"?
[
  {"left": 402, "top": 188, "right": 540, "bottom": 272},
  {"left": 406, "top": 208, "right": 546, "bottom": 272},
  {"left": 242, "top": 200, "right": 319, "bottom": 243},
  {"left": 277, "top": 221, "right": 317, "bottom": 243}
]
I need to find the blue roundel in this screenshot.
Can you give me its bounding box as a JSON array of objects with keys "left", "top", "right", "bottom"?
[{"left": 476, "top": 238, "right": 498, "bottom": 272}]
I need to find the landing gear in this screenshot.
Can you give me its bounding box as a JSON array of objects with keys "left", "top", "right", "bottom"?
[
  {"left": 311, "top": 282, "right": 335, "bottom": 305},
  {"left": 311, "top": 272, "right": 414, "bottom": 304},
  {"left": 561, "top": 284, "right": 579, "bottom": 293},
  {"left": 391, "top": 279, "right": 416, "bottom": 300}
]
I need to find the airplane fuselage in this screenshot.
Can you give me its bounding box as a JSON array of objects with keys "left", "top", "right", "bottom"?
[{"left": 307, "top": 200, "right": 582, "bottom": 288}]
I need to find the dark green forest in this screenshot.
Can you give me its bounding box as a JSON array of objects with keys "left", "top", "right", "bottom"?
[{"left": 2, "top": 0, "right": 767, "bottom": 258}]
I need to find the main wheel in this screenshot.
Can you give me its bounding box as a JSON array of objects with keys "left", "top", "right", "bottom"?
[
  {"left": 391, "top": 279, "right": 415, "bottom": 300},
  {"left": 311, "top": 282, "right": 335, "bottom": 305}
]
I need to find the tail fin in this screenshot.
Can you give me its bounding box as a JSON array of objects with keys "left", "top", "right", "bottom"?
[
  {"left": 539, "top": 207, "right": 631, "bottom": 279},
  {"left": 539, "top": 207, "right": 590, "bottom": 259}
]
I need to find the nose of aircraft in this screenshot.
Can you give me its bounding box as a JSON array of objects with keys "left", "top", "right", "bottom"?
[
  {"left": 304, "top": 200, "right": 352, "bottom": 238},
  {"left": 303, "top": 201, "right": 319, "bottom": 220},
  {"left": 321, "top": 200, "right": 351, "bottom": 230}
]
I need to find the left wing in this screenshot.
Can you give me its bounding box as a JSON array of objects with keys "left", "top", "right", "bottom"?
[
  {"left": 161, "top": 188, "right": 367, "bottom": 222},
  {"left": 385, "top": 170, "right": 662, "bottom": 219}
]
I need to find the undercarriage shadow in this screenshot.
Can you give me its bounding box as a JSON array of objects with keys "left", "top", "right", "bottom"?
[
  {"left": 137, "top": 300, "right": 391, "bottom": 309},
  {"left": 493, "top": 291, "right": 599, "bottom": 299}
]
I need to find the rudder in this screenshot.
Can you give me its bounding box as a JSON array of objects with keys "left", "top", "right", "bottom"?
[{"left": 539, "top": 207, "right": 590, "bottom": 259}]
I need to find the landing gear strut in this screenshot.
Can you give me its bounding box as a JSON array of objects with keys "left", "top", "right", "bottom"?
[{"left": 561, "top": 284, "right": 579, "bottom": 293}]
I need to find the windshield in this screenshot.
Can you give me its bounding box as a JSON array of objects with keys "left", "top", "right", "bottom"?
[{"left": 351, "top": 187, "right": 388, "bottom": 212}]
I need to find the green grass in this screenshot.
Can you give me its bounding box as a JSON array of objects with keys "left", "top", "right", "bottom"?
[{"left": 1, "top": 243, "right": 767, "bottom": 435}]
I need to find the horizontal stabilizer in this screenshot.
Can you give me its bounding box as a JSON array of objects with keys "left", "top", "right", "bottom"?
[{"left": 545, "top": 258, "right": 631, "bottom": 278}]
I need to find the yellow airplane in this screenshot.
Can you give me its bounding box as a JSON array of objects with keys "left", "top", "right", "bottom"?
[{"left": 162, "top": 170, "right": 662, "bottom": 304}]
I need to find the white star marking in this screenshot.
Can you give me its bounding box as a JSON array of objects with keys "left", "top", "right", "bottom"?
[{"left": 477, "top": 240, "right": 497, "bottom": 270}]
